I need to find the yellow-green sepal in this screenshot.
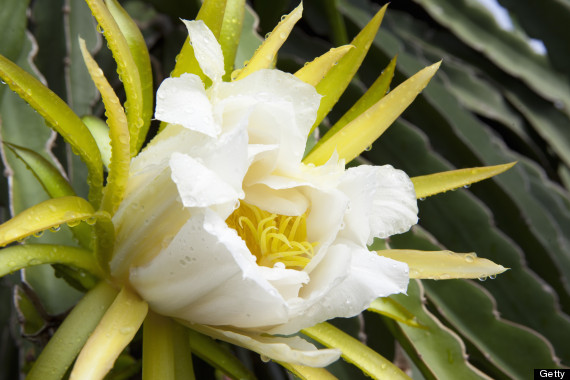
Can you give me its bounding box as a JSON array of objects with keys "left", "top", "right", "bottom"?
[
  {"left": 368, "top": 297, "right": 425, "bottom": 329},
  {"left": 3, "top": 143, "right": 92, "bottom": 248},
  {"left": 0, "top": 54, "right": 103, "bottom": 207},
  {"left": 278, "top": 362, "right": 338, "bottom": 380},
  {"left": 304, "top": 61, "right": 440, "bottom": 166},
  {"left": 412, "top": 162, "right": 516, "bottom": 199},
  {"left": 220, "top": 0, "right": 246, "bottom": 81},
  {"left": 105, "top": 0, "right": 153, "bottom": 153},
  {"left": 232, "top": 3, "right": 302, "bottom": 80},
  {"left": 70, "top": 287, "right": 148, "bottom": 380},
  {"left": 309, "top": 4, "right": 388, "bottom": 135},
  {"left": 0, "top": 196, "right": 95, "bottom": 248},
  {"left": 295, "top": 45, "right": 354, "bottom": 86},
  {"left": 85, "top": 0, "right": 143, "bottom": 158},
  {"left": 378, "top": 250, "right": 508, "bottom": 280},
  {"left": 82, "top": 116, "right": 112, "bottom": 170},
  {"left": 0, "top": 244, "right": 103, "bottom": 279},
  {"left": 79, "top": 38, "right": 130, "bottom": 216},
  {"left": 308, "top": 55, "right": 397, "bottom": 156},
  {"left": 302, "top": 322, "right": 410, "bottom": 379}
]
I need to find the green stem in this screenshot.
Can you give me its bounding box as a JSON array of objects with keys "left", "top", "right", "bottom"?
[
  {"left": 26, "top": 281, "right": 118, "bottom": 380},
  {"left": 172, "top": 322, "right": 195, "bottom": 380},
  {"left": 142, "top": 312, "right": 176, "bottom": 380},
  {"left": 0, "top": 244, "right": 103, "bottom": 278}
]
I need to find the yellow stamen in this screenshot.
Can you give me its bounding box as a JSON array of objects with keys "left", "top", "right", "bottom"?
[{"left": 226, "top": 202, "right": 317, "bottom": 269}]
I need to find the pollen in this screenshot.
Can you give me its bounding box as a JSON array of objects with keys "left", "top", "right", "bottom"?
[{"left": 226, "top": 202, "right": 317, "bottom": 269}]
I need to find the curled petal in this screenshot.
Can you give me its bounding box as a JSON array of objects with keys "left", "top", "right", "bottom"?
[
  {"left": 182, "top": 19, "right": 225, "bottom": 83},
  {"left": 155, "top": 74, "right": 219, "bottom": 136},
  {"left": 338, "top": 165, "right": 418, "bottom": 245},
  {"left": 185, "top": 323, "right": 341, "bottom": 368}
]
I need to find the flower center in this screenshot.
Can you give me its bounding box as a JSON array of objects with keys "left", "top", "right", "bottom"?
[{"left": 226, "top": 202, "right": 317, "bottom": 269}]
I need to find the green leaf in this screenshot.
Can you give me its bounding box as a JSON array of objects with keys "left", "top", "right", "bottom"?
[
  {"left": 0, "top": 244, "right": 102, "bottom": 279},
  {"left": 105, "top": 0, "right": 154, "bottom": 153},
  {"left": 27, "top": 282, "right": 118, "bottom": 380},
  {"left": 186, "top": 328, "right": 256, "bottom": 380},
  {"left": 302, "top": 322, "right": 410, "bottom": 379},
  {"left": 389, "top": 280, "right": 492, "bottom": 380},
  {"left": 0, "top": 54, "right": 103, "bottom": 207},
  {"left": 411, "top": 0, "right": 570, "bottom": 118},
  {"left": 85, "top": 0, "right": 144, "bottom": 157}
]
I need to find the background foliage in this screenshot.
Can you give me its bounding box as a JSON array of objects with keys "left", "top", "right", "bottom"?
[{"left": 0, "top": 0, "right": 568, "bottom": 378}]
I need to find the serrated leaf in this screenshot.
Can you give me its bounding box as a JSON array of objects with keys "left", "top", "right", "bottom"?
[
  {"left": 302, "top": 322, "right": 410, "bottom": 379},
  {"left": 412, "top": 0, "right": 570, "bottom": 117},
  {"left": 304, "top": 61, "right": 440, "bottom": 165},
  {"left": 0, "top": 196, "right": 95, "bottom": 247},
  {"left": 85, "top": 0, "right": 144, "bottom": 157},
  {"left": 232, "top": 3, "right": 302, "bottom": 80},
  {"left": 105, "top": 0, "right": 153, "bottom": 153},
  {"left": 412, "top": 163, "right": 515, "bottom": 199},
  {"left": 70, "top": 287, "right": 148, "bottom": 380},
  {"left": 27, "top": 282, "right": 118, "bottom": 380},
  {"left": 0, "top": 54, "right": 103, "bottom": 207},
  {"left": 79, "top": 39, "right": 130, "bottom": 215},
  {"left": 0, "top": 244, "right": 102, "bottom": 279},
  {"left": 389, "top": 280, "right": 492, "bottom": 380}
]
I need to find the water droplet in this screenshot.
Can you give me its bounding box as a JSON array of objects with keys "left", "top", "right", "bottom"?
[
  {"left": 364, "top": 145, "right": 372, "bottom": 151},
  {"left": 33, "top": 231, "right": 44, "bottom": 238},
  {"left": 419, "top": 197, "right": 426, "bottom": 201},
  {"left": 478, "top": 276, "right": 487, "bottom": 282},
  {"left": 260, "top": 355, "right": 270, "bottom": 363},
  {"left": 464, "top": 254, "right": 475, "bottom": 263},
  {"left": 50, "top": 225, "right": 61, "bottom": 232},
  {"left": 463, "top": 184, "right": 471, "bottom": 189},
  {"left": 85, "top": 216, "right": 97, "bottom": 225},
  {"left": 120, "top": 326, "right": 134, "bottom": 335},
  {"left": 67, "top": 219, "right": 81, "bottom": 228},
  {"left": 489, "top": 274, "right": 496, "bottom": 280}
]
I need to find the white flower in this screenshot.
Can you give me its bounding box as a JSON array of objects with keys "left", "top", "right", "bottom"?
[{"left": 110, "top": 20, "right": 418, "bottom": 367}]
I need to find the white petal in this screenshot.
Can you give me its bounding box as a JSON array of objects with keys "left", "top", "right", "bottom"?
[
  {"left": 244, "top": 183, "right": 309, "bottom": 216},
  {"left": 257, "top": 265, "right": 309, "bottom": 300},
  {"left": 339, "top": 165, "right": 418, "bottom": 244},
  {"left": 182, "top": 20, "right": 225, "bottom": 82},
  {"left": 270, "top": 244, "right": 409, "bottom": 335},
  {"left": 212, "top": 69, "right": 320, "bottom": 171},
  {"left": 170, "top": 152, "right": 239, "bottom": 207},
  {"left": 130, "top": 209, "right": 291, "bottom": 328},
  {"left": 186, "top": 324, "right": 341, "bottom": 367},
  {"left": 155, "top": 74, "right": 220, "bottom": 136}
]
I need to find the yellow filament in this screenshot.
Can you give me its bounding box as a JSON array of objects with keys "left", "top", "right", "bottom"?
[{"left": 226, "top": 202, "right": 317, "bottom": 269}]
